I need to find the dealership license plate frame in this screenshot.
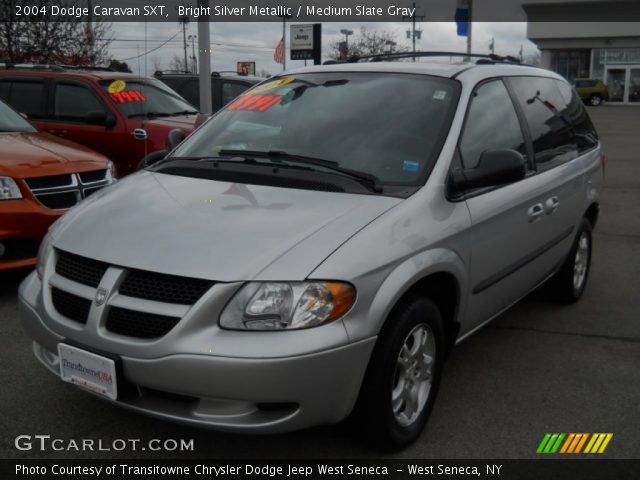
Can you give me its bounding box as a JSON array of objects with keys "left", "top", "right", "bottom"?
[{"left": 58, "top": 343, "right": 118, "bottom": 400}]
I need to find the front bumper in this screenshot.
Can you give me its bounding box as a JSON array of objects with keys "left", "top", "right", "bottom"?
[
  {"left": 0, "top": 197, "right": 60, "bottom": 271},
  {"left": 19, "top": 272, "right": 376, "bottom": 433}
]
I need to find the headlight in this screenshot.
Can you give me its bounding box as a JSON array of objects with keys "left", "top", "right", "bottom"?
[
  {"left": 36, "top": 230, "right": 55, "bottom": 279},
  {"left": 0, "top": 177, "right": 23, "bottom": 200},
  {"left": 106, "top": 161, "right": 117, "bottom": 182},
  {"left": 220, "top": 281, "right": 356, "bottom": 330}
]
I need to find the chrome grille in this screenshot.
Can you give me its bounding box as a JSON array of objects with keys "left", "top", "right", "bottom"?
[
  {"left": 25, "top": 169, "right": 112, "bottom": 210},
  {"left": 50, "top": 252, "right": 214, "bottom": 340}
]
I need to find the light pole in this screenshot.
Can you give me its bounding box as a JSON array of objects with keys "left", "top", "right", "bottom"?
[
  {"left": 340, "top": 29, "right": 353, "bottom": 56},
  {"left": 178, "top": 14, "right": 189, "bottom": 73},
  {"left": 188, "top": 34, "right": 197, "bottom": 73}
]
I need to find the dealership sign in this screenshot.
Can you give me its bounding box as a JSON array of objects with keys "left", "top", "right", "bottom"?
[{"left": 290, "top": 24, "right": 322, "bottom": 64}]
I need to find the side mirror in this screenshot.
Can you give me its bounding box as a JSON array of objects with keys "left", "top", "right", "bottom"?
[
  {"left": 166, "top": 128, "right": 186, "bottom": 151},
  {"left": 450, "top": 149, "right": 526, "bottom": 193},
  {"left": 86, "top": 110, "right": 116, "bottom": 128}
]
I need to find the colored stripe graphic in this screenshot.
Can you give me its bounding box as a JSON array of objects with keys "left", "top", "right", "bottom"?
[
  {"left": 538, "top": 433, "right": 613, "bottom": 454},
  {"left": 537, "top": 433, "right": 565, "bottom": 453}
]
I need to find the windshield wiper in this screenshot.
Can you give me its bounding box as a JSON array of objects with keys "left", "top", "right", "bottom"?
[
  {"left": 217, "top": 149, "right": 383, "bottom": 193},
  {"left": 127, "top": 111, "right": 173, "bottom": 119},
  {"left": 169, "top": 110, "right": 199, "bottom": 116}
]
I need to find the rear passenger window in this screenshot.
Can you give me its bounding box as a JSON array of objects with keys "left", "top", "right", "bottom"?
[
  {"left": 1, "top": 80, "right": 46, "bottom": 118},
  {"left": 222, "top": 81, "right": 250, "bottom": 106},
  {"left": 54, "top": 83, "right": 106, "bottom": 122},
  {"left": 555, "top": 80, "right": 599, "bottom": 154},
  {"left": 459, "top": 80, "right": 526, "bottom": 169},
  {"left": 508, "top": 77, "right": 578, "bottom": 169}
]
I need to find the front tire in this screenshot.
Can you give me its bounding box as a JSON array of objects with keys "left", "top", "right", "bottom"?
[
  {"left": 354, "top": 297, "right": 444, "bottom": 451},
  {"left": 552, "top": 218, "right": 593, "bottom": 303},
  {"left": 589, "top": 94, "right": 603, "bottom": 106}
]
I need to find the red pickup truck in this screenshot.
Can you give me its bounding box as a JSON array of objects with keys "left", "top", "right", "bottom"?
[{"left": 0, "top": 66, "right": 200, "bottom": 176}]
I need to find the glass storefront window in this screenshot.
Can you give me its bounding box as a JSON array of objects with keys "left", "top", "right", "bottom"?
[{"left": 550, "top": 50, "right": 590, "bottom": 82}]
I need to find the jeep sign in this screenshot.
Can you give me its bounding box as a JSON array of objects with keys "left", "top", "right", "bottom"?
[{"left": 290, "top": 23, "right": 322, "bottom": 64}]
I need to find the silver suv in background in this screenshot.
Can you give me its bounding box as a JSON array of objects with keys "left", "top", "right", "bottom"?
[{"left": 19, "top": 53, "right": 603, "bottom": 450}]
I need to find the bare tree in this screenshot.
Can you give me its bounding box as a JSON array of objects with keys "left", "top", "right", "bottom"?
[
  {"left": 168, "top": 54, "right": 187, "bottom": 73},
  {"left": 0, "top": 0, "right": 112, "bottom": 65},
  {"left": 150, "top": 54, "right": 163, "bottom": 73},
  {"left": 329, "top": 27, "right": 407, "bottom": 60}
]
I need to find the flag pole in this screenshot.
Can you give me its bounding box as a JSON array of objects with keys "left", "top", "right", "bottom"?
[
  {"left": 466, "top": 0, "right": 473, "bottom": 56},
  {"left": 282, "top": 16, "right": 286, "bottom": 71}
]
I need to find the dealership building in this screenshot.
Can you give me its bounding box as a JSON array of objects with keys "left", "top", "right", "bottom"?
[{"left": 523, "top": 1, "right": 640, "bottom": 103}]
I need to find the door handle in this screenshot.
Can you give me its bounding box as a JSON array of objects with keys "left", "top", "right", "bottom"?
[
  {"left": 528, "top": 203, "right": 545, "bottom": 222},
  {"left": 545, "top": 196, "right": 560, "bottom": 214},
  {"left": 48, "top": 129, "right": 68, "bottom": 136}
]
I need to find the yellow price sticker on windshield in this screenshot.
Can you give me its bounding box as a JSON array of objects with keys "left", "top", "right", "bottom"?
[
  {"left": 248, "top": 77, "right": 294, "bottom": 95},
  {"left": 107, "top": 79, "right": 126, "bottom": 94}
]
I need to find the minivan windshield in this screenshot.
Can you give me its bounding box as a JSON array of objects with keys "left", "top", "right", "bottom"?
[
  {"left": 0, "top": 99, "right": 37, "bottom": 133},
  {"left": 100, "top": 78, "right": 197, "bottom": 118},
  {"left": 171, "top": 72, "right": 460, "bottom": 186}
]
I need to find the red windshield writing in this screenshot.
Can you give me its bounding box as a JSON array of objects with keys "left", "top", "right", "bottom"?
[
  {"left": 109, "top": 90, "right": 147, "bottom": 104},
  {"left": 227, "top": 94, "right": 283, "bottom": 112}
]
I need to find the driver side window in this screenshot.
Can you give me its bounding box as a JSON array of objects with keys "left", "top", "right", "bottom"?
[{"left": 460, "top": 80, "right": 526, "bottom": 169}]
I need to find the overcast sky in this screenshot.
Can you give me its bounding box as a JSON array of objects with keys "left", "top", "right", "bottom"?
[{"left": 110, "top": 22, "right": 540, "bottom": 76}]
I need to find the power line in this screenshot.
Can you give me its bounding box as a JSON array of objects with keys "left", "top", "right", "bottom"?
[{"left": 119, "top": 31, "right": 180, "bottom": 60}]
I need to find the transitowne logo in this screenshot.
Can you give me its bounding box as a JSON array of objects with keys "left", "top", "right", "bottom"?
[{"left": 536, "top": 433, "right": 613, "bottom": 454}]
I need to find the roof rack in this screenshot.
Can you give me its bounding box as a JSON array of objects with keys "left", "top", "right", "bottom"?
[
  {"left": 0, "top": 63, "right": 66, "bottom": 71},
  {"left": 339, "top": 51, "right": 523, "bottom": 65},
  {"left": 0, "top": 63, "right": 114, "bottom": 72},
  {"left": 60, "top": 65, "right": 114, "bottom": 72},
  {"left": 153, "top": 70, "right": 243, "bottom": 77}
]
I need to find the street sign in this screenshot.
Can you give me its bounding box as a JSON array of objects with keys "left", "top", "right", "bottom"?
[{"left": 290, "top": 23, "right": 322, "bottom": 64}]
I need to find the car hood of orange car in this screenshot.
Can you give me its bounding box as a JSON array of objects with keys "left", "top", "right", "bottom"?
[{"left": 0, "top": 132, "right": 108, "bottom": 178}]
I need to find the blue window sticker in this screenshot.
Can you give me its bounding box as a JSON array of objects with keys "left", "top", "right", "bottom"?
[{"left": 402, "top": 160, "right": 420, "bottom": 172}]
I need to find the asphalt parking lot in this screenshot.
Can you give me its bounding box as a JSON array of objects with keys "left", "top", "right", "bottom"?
[{"left": 1, "top": 106, "right": 639, "bottom": 460}]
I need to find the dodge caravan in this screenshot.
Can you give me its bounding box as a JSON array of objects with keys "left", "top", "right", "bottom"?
[{"left": 19, "top": 55, "right": 603, "bottom": 449}]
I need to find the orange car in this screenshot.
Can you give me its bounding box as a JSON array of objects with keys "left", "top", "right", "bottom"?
[{"left": 0, "top": 99, "right": 114, "bottom": 270}]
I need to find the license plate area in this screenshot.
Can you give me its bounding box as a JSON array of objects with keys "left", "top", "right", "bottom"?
[{"left": 58, "top": 343, "right": 118, "bottom": 400}]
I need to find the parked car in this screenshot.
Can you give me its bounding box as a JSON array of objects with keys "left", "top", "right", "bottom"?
[
  {"left": 19, "top": 55, "right": 603, "bottom": 449},
  {"left": 574, "top": 78, "right": 609, "bottom": 106},
  {"left": 0, "top": 98, "right": 114, "bottom": 271},
  {"left": 0, "top": 65, "right": 200, "bottom": 176},
  {"left": 154, "top": 71, "right": 261, "bottom": 111}
]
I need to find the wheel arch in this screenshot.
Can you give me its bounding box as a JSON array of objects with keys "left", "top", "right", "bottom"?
[
  {"left": 584, "top": 202, "right": 600, "bottom": 228},
  {"left": 362, "top": 248, "right": 467, "bottom": 359}
]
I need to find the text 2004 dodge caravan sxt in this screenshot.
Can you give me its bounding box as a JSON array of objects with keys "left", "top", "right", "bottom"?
[{"left": 19, "top": 57, "right": 603, "bottom": 449}]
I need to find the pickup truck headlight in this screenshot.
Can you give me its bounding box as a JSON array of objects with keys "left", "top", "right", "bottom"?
[
  {"left": 220, "top": 281, "right": 355, "bottom": 330},
  {"left": 106, "top": 161, "right": 117, "bottom": 182},
  {"left": 0, "top": 177, "right": 23, "bottom": 200}
]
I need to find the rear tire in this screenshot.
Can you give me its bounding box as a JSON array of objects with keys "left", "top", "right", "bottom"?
[
  {"left": 589, "top": 94, "right": 603, "bottom": 106},
  {"left": 353, "top": 297, "right": 445, "bottom": 451},
  {"left": 551, "top": 218, "right": 593, "bottom": 303}
]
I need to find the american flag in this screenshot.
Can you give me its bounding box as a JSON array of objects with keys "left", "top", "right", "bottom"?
[{"left": 274, "top": 37, "right": 285, "bottom": 64}]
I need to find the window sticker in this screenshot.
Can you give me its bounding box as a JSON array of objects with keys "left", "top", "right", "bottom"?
[
  {"left": 248, "top": 77, "right": 295, "bottom": 95},
  {"left": 402, "top": 160, "right": 420, "bottom": 172},
  {"left": 107, "top": 79, "right": 126, "bottom": 94},
  {"left": 227, "top": 93, "right": 283, "bottom": 112},
  {"left": 109, "top": 90, "right": 146, "bottom": 104},
  {"left": 433, "top": 90, "right": 447, "bottom": 100}
]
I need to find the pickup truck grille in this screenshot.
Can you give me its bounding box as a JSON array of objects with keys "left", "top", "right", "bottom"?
[
  {"left": 24, "top": 169, "right": 111, "bottom": 210},
  {"left": 50, "top": 250, "right": 214, "bottom": 339}
]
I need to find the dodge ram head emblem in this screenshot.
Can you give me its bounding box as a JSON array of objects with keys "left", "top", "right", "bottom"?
[{"left": 94, "top": 288, "right": 108, "bottom": 306}]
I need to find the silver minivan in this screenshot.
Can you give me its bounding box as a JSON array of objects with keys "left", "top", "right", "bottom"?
[{"left": 19, "top": 55, "right": 603, "bottom": 449}]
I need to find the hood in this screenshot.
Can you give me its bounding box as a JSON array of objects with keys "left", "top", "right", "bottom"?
[
  {"left": 53, "top": 171, "right": 401, "bottom": 281},
  {"left": 144, "top": 114, "right": 199, "bottom": 130},
  {"left": 0, "top": 132, "right": 108, "bottom": 178}
]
